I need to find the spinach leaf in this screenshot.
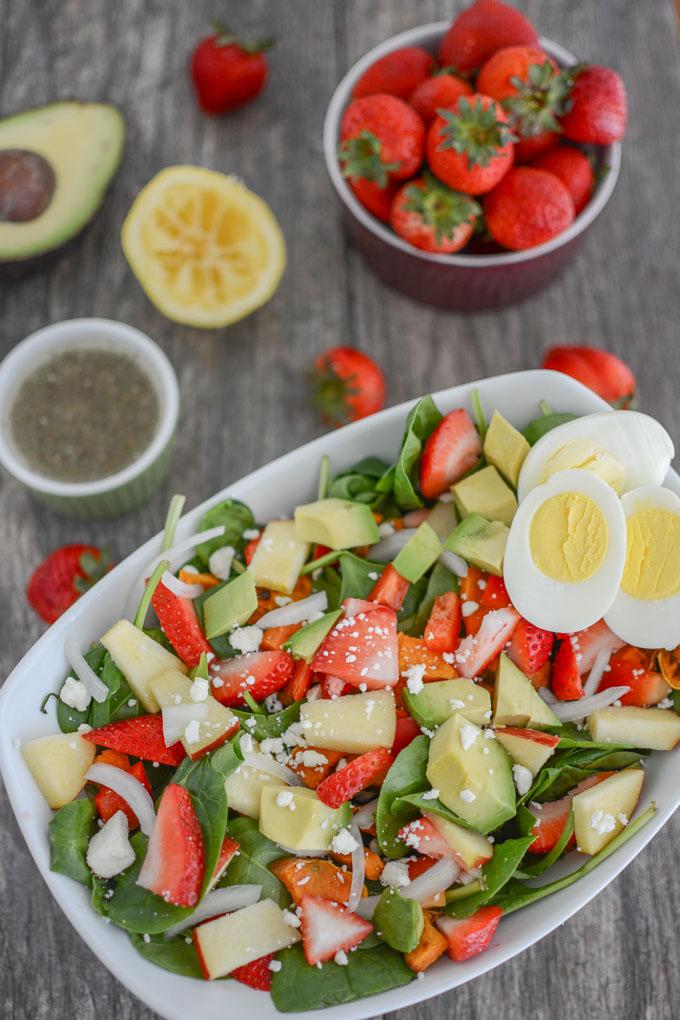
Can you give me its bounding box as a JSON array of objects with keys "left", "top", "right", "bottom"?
[
  {"left": 271, "top": 942, "right": 413, "bottom": 1012},
  {"left": 376, "top": 735, "right": 429, "bottom": 859},
  {"left": 377, "top": 396, "right": 442, "bottom": 510},
  {"left": 195, "top": 498, "right": 255, "bottom": 566},
  {"left": 395, "top": 575, "right": 428, "bottom": 635},
  {"left": 444, "top": 836, "right": 535, "bottom": 918},
  {"left": 175, "top": 755, "right": 229, "bottom": 898},
  {"left": 492, "top": 805, "right": 656, "bottom": 914},
  {"left": 549, "top": 725, "right": 637, "bottom": 751},
  {"left": 522, "top": 412, "right": 577, "bottom": 446},
  {"left": 221, "top": 817, "right": 289, "bottom": 906},
  {"left": 526, "top": 748, "right": 644, "bottom": 804},
  {"left": 328, "top": 457, "right": 391, "bottom": 505},
  {"left": 673, "top": 690, "right": 680, "bottom": 715},
  {"left": 143, "top": 626, "right": 174, "bottom": 653},
  {"left": 231, "top": 701, "right": 301, "bottom": 742},
  {"left": 49, "top": 799, "right": 97, "bottom": 885},
  {"left": 413, "top": 561, "right": 457, "bottom": 636},
  {"left": 104, "top": 833, "right": 194, "bottom": 933},
  {"left": 129, "top": 932, "right": 204, "bottom": 979},
  {"left": 89, "top": 652, "right": 143, "bottom": 728},
  {"left": 55, "top": 645, "right": 107, "bottom": 733},
  {"left": 314, "top": 565, "right": 342, "bottom": 610},
  {"left": 338, "top": 552, "right": 384, "bottom": 603},
  {"left": 210, "top": 732, "right": 244, "bottom": 779},
  {"left": 520, "top": 811, "right": 575, "bottom": 878}
]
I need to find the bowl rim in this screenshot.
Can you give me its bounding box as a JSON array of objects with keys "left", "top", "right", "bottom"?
[
  {"left": 0, "top": 317, "right": 180, "bottom": 497},
  {"left": 323, "top": 22, "right": 622, "bottom": 267}
]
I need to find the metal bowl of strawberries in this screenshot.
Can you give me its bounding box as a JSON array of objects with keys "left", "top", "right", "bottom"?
[{"left": 323, "top": 1, "right": 624, "bottom": 312}]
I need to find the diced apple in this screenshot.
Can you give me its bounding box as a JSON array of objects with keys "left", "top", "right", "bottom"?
[
  {"left": 22, "top": 733, "right": 96, "bottom": 809},
  {"left": 193, "top": 898, "right": 300, "bottom": 979},
  {"left": 494, "top": 727, "right": 559, "bottom": 775},
  {"left": 572, "top": 768, "right": 644, "bottom": 855},
  {"left": 100, "top": 619, "right": 187, "bottom": 712},
  {"left": 300, "top": 690, "right": 396, "bottom": 754},
  {"left": 225, "top": 750, "right": 285, "bottom": 820},
  {"left": 423, "top": 810, "right": 493, "bottom": 871},
  {"left": 588, "top": 706, "right": 680, "bottom": 751},
  {"left": 493, "top": 654, "right": 560, "bottom": 728},
  {"left": 150, "top": 669, "right": 238, "bottom": 759},
  {"left": 249, "top": 520, "right": 309, "bottom": 594}
]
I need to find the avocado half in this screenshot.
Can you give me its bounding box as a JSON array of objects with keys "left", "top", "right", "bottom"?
[{"left": 0, "top": 101, "right": 124, "bottom": 269}]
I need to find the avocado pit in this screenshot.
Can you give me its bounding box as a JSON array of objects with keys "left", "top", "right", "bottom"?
[{"left": 0, "top": 148, "right": 55, "bottom": 223}]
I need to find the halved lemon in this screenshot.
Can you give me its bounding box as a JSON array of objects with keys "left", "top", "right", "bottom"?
[{"left": 121, "top": 166, "right": 286, "bottom": 328}]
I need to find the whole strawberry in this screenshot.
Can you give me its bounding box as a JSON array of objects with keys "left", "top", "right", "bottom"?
[
  {"left": 484, "top": 166, "right": 574, "bottom": 250},
  {"left": 427, "top": 94, "right": 514, "bottom": 195},
  {"left": 560, "top": 65, "right": 627, "bottom": 144},
  {"left": 27, "top": 545, "right": 112, "bottom": 624},
  {"left": 408, "top": 70, "right": 473, "bottom": 125},
  {"left": 339, "top": 94, "right": 425, "bottom": 184},
  {"left": 190, "top": 23, "right": 273, "bottom": 114},
  {"left": 390, "top": 175, "right": 480, "bottom": 253},
  {"left": 439, "top": 0, "right": 539, "bottom": 73},
  {"left": 541, "top": 346, "right": 636, "bottom": 408},
  {"left": 348, "top": 177, "right": 397, "bottom": 223},
  {"left": 533, "top": 146, "right": 594, "bottom": 213},
  {"left": 313, "top": 346, "right": 386, "bottom": 427},
  {"left": 353, "top": 46, "right": 435, "bottom": 100}
]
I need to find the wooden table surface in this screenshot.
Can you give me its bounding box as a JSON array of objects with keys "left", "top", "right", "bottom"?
[{"left": 2, "top": 1, "right": 679, "bottom": 1017}]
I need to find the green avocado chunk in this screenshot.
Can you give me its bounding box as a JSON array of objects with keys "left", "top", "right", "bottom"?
[
  {"left": 403, "top": 678, "right": 491, "bottom": 729},
  {"left": 392, "top": 521, "right": 442, "bottom": 583},
  {"left": 203, "top": 570, "right": 257, "bottom": 639},
  {"left": 451, "top": 465, "right": 518, "bottom": 527},
  {"left": 294, "top": 498, "right": 379, "bottom": 550},
  {"left": 493, "top": 654, "right": 560, "bottom": 727},
  {"left": 284, "top": 609, "right": 343, "bottom": 662},
  {"left": 483, "top": 411, "right": 530, "bottom": 488},
  {"left": 373, "top": 888, "right": 424, "bottom": 953},
  {"left": 445, "top": 512, "right": 508, "bottom": 576}
]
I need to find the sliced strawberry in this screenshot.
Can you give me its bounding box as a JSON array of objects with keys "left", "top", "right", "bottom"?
[
  {"left": 424, "top": 591, "right": 461, "bottom": 653},
  {"left": 316, "top": 747, "right": 393, "bottom": 808},
  {"left": 398, "top": 816, "right": 456, "bottom": 859},
  {"left": 460, "top": 566, "right": 488, "bottom": 635},
  {"left": 244, "top": 537, "right": 260, "bottom": 565},
  {"left": 82, "top": 714, "right": 185, "bottom": 766},
  {"left": 283, "top": 660, "right": 314, "bottom": 702},
  {"left": 231, "top": 953, "right": 274, "bottom": 991},
  {"left": 211, "top": 835, "right": 240, "bottom": 886},
  {"left": 137, "top": 783, "right": 204, "bottom": 907},
  {"left": 599, "top": 646, "right": 669, "bottom": 707},
  {"left": 529, "top": 772, "right": 614, "bottom": 853},
  {"left": 568, "top": 620, "right": 625, "bottom": 675},
  {"left": 419, "top": 408, "right": 482, "bottom": 500},
  {"left": 151, "top": 580, "right": 212, "bottom": 668},
  {"left": 93, "top": 756, "right": 152, "bottom": 830},
  {"left": 551, "top": 638, "right": 584, "bottom": 701},
  {"left": 454, "top": 608, "right": 520, "bottom": 679},
  {"left": 299, "top": 894, "right": 373, "bottom": 965},
  {"left": 507, "top": 618, "right": 554, "bottom": 675},
  {"left": 311, "top": 599, "right": 398, "bottom": 690},
  {"left": 392, "top": 711, "right": 422, "bottom": 755},
  {"left": 437, "top": 906, "right": 502, "bottom": 961},
  {"left": 479, "top": 575, "right": 511, "bottom": 610},
  {"left": 368, "top": 564, "right": 410, "bottom": 611},
  {"left": 209, "top": 650, "right": 295, "bottom": 706}
]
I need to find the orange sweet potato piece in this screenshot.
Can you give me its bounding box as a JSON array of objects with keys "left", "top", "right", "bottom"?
[
  {"left": 398, "top": 633, "right": 457, "bottom": 680},
  {"left": 287, "top": 746, "right": 349, "bottom": 789},
  {"left": 405, "top": 910, "right": 448, "bottom": 973},
  {"left": 261, "top": 624, "right": 301, "bottom": 650},
  {"left": 270, "top": 857, "right": 365, "bottom": 905},
  {"left": 330, "top": 847, "right": 384, "bottom": 881}
]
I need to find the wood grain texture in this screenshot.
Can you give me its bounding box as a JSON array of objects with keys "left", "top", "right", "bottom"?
[{"left": 1, "top": 1, "right": 679, "bottom": 1018}]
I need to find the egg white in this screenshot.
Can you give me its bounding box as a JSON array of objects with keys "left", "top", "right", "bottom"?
[
  {"left": 504, "top": 469, "right": 627, "bottom": 634},
  {"left": 605, "top": 485, "right": 680, "bottom": 650},
  {"left": 518, "top": 411, "right": 674, "bottom": 502}
]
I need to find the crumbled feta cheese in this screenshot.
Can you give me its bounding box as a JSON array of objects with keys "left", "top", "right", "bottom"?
[
  {"left": 403, "top": 663, "right": 426, "bottom": 695},
  {"left": 269, "top": 959, "right": 282, "bottom": 972},
  {"left": 189, "top": 678, "right": 209, "bottom": 703},
  {"left": 365, "top": 699, "right": 376, "bottom": 718},
  {"left": 590, "top": 810, "right": 616, "bottom": 835},
  {"left": 438, "top": 492, "right": 454, "bottom": 503},
  {"left": 229, "top": 625, "right": 263, "bottom": 654},
  {"left": 459, "top": 788, "right": 476, "bottom": 803},
  {"left": 295, "top": 749, "right": 328, "bottom": 768},
  {"left": 617, "top": 813, "right": 629, "bottom": 825},
  {"left": 483, "top": 728, "right": 496, "bottom": 740},
  {"left": 334, "top": 950, "right": 349, "bottom": 966},
  {"left": 243, "top": 528, "right": 261, "bottom": 541},
  {"left": 208, "top": 545, "right": 235, "bottom": 580},
  {"left": 367, "top": 571, "right": 379, "bottom": 581},
  {"left": 264, "top": 693, "right": 284, "bottom": 714},
  {"left": 283, "top": 909, "right": 301, "bottom": 928},
  {"left": 184, "top": 720, "right": 201, "bottom": 745},
  {"left": 261, "top": 737, "right": 285, "bottom": 756},
  {"left": 274, "top": 594, "right": 293, "bottom": 607},
  {"left": 449, "top": 698, "right": 465, "bottom": 710},
  {"left": 377, "top": 521, "right": 395, "bottom": 537},
  {"left": 276, "top": 790, "right": 295, "bottom": 809},
  {"left": 421, "top": 788, "right": 440, "bottom": 800},
  {"left": 86, "top": 811, "right": 135, "bottom": 878},
  {"left": 461, "top": 601, "right": 480, "bottom": 618},
  {"left": 512, "top": 764, "right": 532, "bottom": 796},
  {"left": 380, "top": 860, "right": 411, "bottom": 888},
  {"left": 331, "top": 828, "right": 360, "bottom": 855},
  {"left": 460, "top": 724, "right": 479, "bottom": 751},
  {"left": 657, "top": 697, "right": 673, "bottom": 709},
  {"left": 59, "top": 676, "right": 91, "bottom": 713},
  {"left": 442, "top": 652, "right": 455, "bottom": 664},
  {"left": 239, "top": 732, "right": 254, "bottom": 755}
]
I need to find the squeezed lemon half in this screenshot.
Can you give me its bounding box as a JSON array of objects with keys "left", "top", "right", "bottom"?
[{"left": 121, "top": 166, "right": 286, "bottom": 328}]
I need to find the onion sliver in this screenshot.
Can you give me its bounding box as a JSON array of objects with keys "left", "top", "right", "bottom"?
[
  {"left": 241, "top": 752, "right": 304, "bottom": 787},
  {"left": 367, "top": 529, "right": 416, "bottom": 562},
  {"left": 161, "top": 570, "right": 203, "bottom": 600},
  {"left": 401, "top": 857, "right": 459, "bottom": 904},
  {"left": 64, "top": 638, "right": 108, "bottom": 704},
  {"left": 163, "top": 885, "right": 262, "bottom": 939},
  {"left": 257, "top": 591, "right": 328, "bottom": 630},
  {"left": 353, "top": 797, "right": 379, "bottom": 832},
  {"left": 439, "top": 549, "right": 468, "bottom": 578},
  {"left": 162, "top": 703, "right": 209, "bottom": 745},
  {"left": 539, "top": 687, "right": 559, "bottom": 706},
  {"left": 86, "top": 763, "right": 156, "bottom": 836},
  {"left": 583, "top": 647, "right": 613, "bottom": 698},
  {"left": 356, "top": 894, "right": 380, "bottom": 920},
  {"left": 347, "top": 820, "right": 365, "bottom": 913},
  {"left": 550, "top": 685, "right": 631, "bottom": 723},
  {"left": 125, "top": 525, "right": 226, "bottom": 618}
]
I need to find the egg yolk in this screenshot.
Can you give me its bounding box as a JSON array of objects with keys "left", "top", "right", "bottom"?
[
  {"left": 530, "top": 491, "right": 609, "bottom": 583},
  {"left": 621, "top": 508, "right": 680, "bottom": 600},
  {"left": 542, "top": 439, "right": 626, "bottom": 494}
]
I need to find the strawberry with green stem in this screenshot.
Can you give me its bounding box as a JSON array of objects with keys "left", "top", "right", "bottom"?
[
  {"left": 27, "top": 544, "right": 112, "bottom": 624},
  {"left": 190, "top": 23, "right": 274, "bottom": 114},
  {"left": 390, "top": 173, "right": 480, "bottom": 253},
  {"left": 427, "top": 94, "right": 515, "bottom": 195},
  {"left": 408, "top": 69, "right": 473, "bottom": 125},
  {"left": 313, "top": 346, "right": 386, "bottom": 428}
]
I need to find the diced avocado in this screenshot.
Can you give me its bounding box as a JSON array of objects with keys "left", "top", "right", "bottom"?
[
  {"left": 294, "top": 498, "right": 379, "bottom": 550},
  {"left": 445, "top": 513, "right": 509, "bottom": 577},
  {"left": 373, "top": 888, "right": 424, "bottom": 953},
  {"left": 100, "top": 619, "right": 187, "bottom": 712},
  {"left": 249, "top": 520, "right": 309, "bottom": 594},
  {"left": 493, "top": 654, "right": 560, "bottom": 727},
  {"left": 300, "top": 690, "right": 396, "bottom": 753},
  {"left": 0, "top": 102, "right": 124, "bottom": 268},
  {"left": 403, "top": 679, "right": 491, "bottom": 729},
  {"left": 483, "top": 411, "right": 530, "bottom": 488},
  {"left": 426, "top": 501, "right": 459, "bottom": 541},
  {"left": 258, "top": 785, "right": 351, "bottom": 851},
  {"left": 426, "top": 714, "right": 515, "bottom": 833},
  {"left": 392, "top": 521, "right": 442, "bottom": 583},
  {"left": 225, "top": 751, "right": 285, "bottom": 820},
  {"left": 284, "top": 609, "right": 343, "bottom": 662},
  {"left": 451, "top": 465, "right": 518, "bottom": 527},
  {"left": 203, "top": 570, "right": 257, "bottom": 639}
]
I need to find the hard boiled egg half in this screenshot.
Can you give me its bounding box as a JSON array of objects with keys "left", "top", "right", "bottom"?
[
  {"left": 605, "top": 485, "right": 680, "bottom": 650},
  {"left": 518, "top": 411, "right": 674, "bottom": 502},
  {"left": 504, "top": 469, "right": 627, "bottom": 633}
]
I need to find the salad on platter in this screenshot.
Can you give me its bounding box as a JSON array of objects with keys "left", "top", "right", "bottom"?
[{"left": 19, "top": 390, "right": 680, "bottom": 1012}]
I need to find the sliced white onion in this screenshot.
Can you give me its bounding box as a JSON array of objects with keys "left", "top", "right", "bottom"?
[
  {"left": 257, "top": 591, "right": 328, "bottom": 630},
  {"left": 124, "top": 525, "right": 226, "bottom": 618},
  {"left": 163, "top": 885, "right": 261, "bottom": 939},
  {"left": 160, "top": 570, "right": 203, "bottom": 600},
  {"left": 353, "top": 797, "right": 379, "bottom": 831},
  {"left": 401, "top": 857, "right": 459, "bottom": 904},
  {"left": 549, "top": 685, "right": 631, "bottom": 723},
  {"left": 439, "top": 549, "right": 468, "bottom": 578},
  {"left": 583, "top": 647, "right": 613, "bottom": 698},
  {"left": 356, "top": 894, "right": 380, "bottom": 920},
  {"left": 347, "top": 820, "right": 365, "bottom": 913},
  {"left": 86, "top": 763, "right": 156, "bottom": 836},
  {"left": 367, "top": 529, "right": 416, "bottom": 562},
  {"left": 402, "top": 509, "right": 430, "bottom": 528},
  {"left": 64, "top": 638, "right": 108, "bottom": 704},
  {"left": 162, "top": 703, "right": 209, "bottom": 745},
  {"left": 241, "top": 752, "right": 304, "bottom": 787},
  {"left": 539, "top": 687, "right": 559, "bottom": 705}
]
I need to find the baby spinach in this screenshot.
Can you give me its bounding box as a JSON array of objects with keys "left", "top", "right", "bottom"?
[
  {"left": 89, "top": 652, "right": 143, "bottom": 728},
  {"left": 53, "top": 645, "right": 106, "bottom": 733},
  {"left": 328, "top": 457, "right": 391, "bottom": 505},
  {"left": 376, "top": 735, "right": 429, "bottom": 859},
  {"left": 231, "top": 700, "right": 301, "bottom": 742},
  {"left": 338, "top": 552, "right": 384, "bottom": 603},
  {"left": 395, "top": 575, "right": 428, "bottom": 635},
  {"left": 520, "top": 810, "right": 575, "bottom": 879},
  {"left": 394, "top": 791, "right": 479, "bottom": 832},
  {"left": 377, "top": 396, "right": 442, "bottom": 510},
  {"left": 49, "top": 798, "right": 97, "bottom": 885},
  {"left": 522, "top": 412, "right": 577, "bottom": 446},
  {"left": 221, "top": 817, "right": 288, "bottom": 906},
  {"left": 526, "top": 747, "right": 644, "bottom": 804},
  {"left": 195, "top": 498, "right": 255, "bottom": 566},
  {"left": 129, "top": 932, "right": 204, "bottom": 979},
  {"left": 444, "top": 836, "right": 535, "bottom": 918},
  {"left": 270, "top": 942, "right": 413, "bottom": 1012}
]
